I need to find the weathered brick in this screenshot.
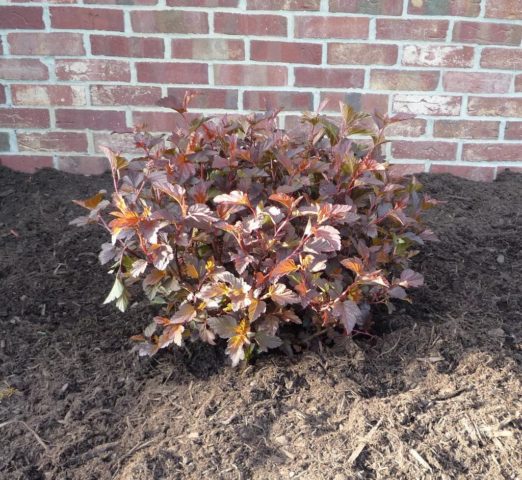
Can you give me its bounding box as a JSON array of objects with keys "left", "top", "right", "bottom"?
[
  {"left": 136, "top": 62, "right": 208, "bottom": 84},
  {"left": 131, "top": 10, "right": 208, "bottom": 34},
  {"left": 251, "top": 41, "right": 322, "bottom": 64},
  {"left": 12, "top": 85, "right": 86, "bottom": 106},
  {"left": 377, "top": 19, "right": 448, "bottom": 41},
  {"left": 172, "top": 39, "right": 244, "bottom": 61},
  {"left": 214, "top": 65, "right": 287, "bottom": 86},
  {"left": 132, "top": 111, "right": 187, "bottom": 132},
  {"left": 505, "top": 122, "right": 522, "bottom": 140},
  {"left": 91, "top": 85, "right": 162, "bottom": 106},
  {"left": 516, "top": 74, "right": 522, "bottom": 92},
  {"left": 168, "top": 0, "right": 237, "bottom": 5},
  {"left": 0, "top": 133, "right": 10, "bottom": 152},
  {"left": 371, "top": 70, "right": 439, "bottom": 91},
  {"left": 0, "top": 108, "right": 50, "bottom": 128},
  {"left": 480, "top": 48, "right": 522, "bottom": 70},
  {"left": 296, "top": 16, "right": 369, "bottom": 39},
  {"left": 166, "top": 88, "right": 239, "bottom": 109},
  {"left": 485, "top": 0, "right": 522, "bottom": 20},
  {"left": 468, "top": 97, "right": 522, "bottom": 117},
  {"left": 93, "top": 132, "right": 141, "bottom": 155},
  {"left": 56, "top": 109, "right": 126, "bottom": 131},
  {"left": 215, "top": 13, "right": 287, "bottom": 36},
  {"left": 55, "top": 156, "right": 108, "bottom": 175},
  {"left": 430, "top": 164, "right": 496, "bottom": 182},
  {"left": 0, "top": 59, "right": 48, "bottom": 81},
  {"left": 0, "top": 6, "right": 44, "bottom": 29},
  {"left": 0, "top": 86, "right": 5, "bottom": 104},
  {"left": 453, "top": 21, "right": 522, "bottom": 45},
  {"left": 463, "top": 143, "right": 522, "bottom": 162},
  {"left": 56, "top": 60, "right": 130, "bottom": 81},
  {"left": 434, "top": 120, "right": 499, "bottom": 139},
  {"left": 244, "top": 91, "right": 313, "bottom": 111},
  {"left": 328, "top": 43, "right": 398, "bottom": 65},
  {"left": 85, "top": 0, "right": 157, "bottom": 4},
  {"left": 385, "top": 119, "right": 427, "bottom": 137},
  {"left": 91, "top": 35, "right": 164, "bottom": 58},
  {"left": 393, "top": 95, "right": 461, "bottom": 116},
  {"left": 17, "top": 132, "right": 88, "bottom": 153},
  {"left": 329, "top": 0, "right": 403, "bottom": 15},
  {"left": 389, "top": 163, "right": 425, "bottom": 177},
  {"left": 50, "top": 7, "right": 124, "bottom": 31},
  {"left": 443, "top": 72, "right": 512, "bottom": 94},
  {"left": 408, "top": 0, "right": 480, "bottom": 16},
  {"left": 0, "top": 155, "right": 53, "bottom": 174},
  {"left": 392, "top": 141, "right": 457, "bottom": 160},
  {"left": 8, "top": 33, "right": 85, "bottom": 56},
  {"left": 402, "top": 45, "right": 474, "bottom": 68},
  {"left": 320, "top": 92, "right": 388, "bottom": 114},
  {"left": 247, "top": 0, "right": 320, "bottom": 9},
  {"left": 295, "top": 67, "right": 364, "bottom": 88}
]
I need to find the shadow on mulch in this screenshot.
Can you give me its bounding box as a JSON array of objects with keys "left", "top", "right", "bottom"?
[{"left": 0, "top": 166, "right": 521, "bottom": 480}]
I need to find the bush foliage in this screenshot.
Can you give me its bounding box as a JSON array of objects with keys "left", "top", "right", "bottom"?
[{"left": 72, "top": 92, "right": 437, "bottom": 366}]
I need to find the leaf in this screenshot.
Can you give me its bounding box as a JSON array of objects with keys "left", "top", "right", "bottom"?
[
  {"left": 184, "top": 262, "right": 199, "bottom": 280},
  {"left": 255, "top": 331, "right": 282, "bottom": 352},
  {"left": 213, "top": 190, "right": 251, "bottom": 208},
  {"left": 248, "top": 298, "right": 266, "bottom": 322},
  {"left": 226, "top": 335, "right": 247, "bottom": 367},
  {"left": 389, "top": 286, "right": 408, "bottom": 300},
  {"left": 73, "top": 190, "right": 106, "bottom": 210},
  {"left": 314, "top": 225, "right": 341, "bottom": 252},
  {"left": 187, "top": 204, "right": 218, "bottom": 226},
  {"left": 270, "top": 258, "right": 298, "bottom": 280},
  {"left": 170, "top": 303, "right": 197, "bottom": 324},
  {"left": 269, "top": 283, "right": 300, "bottom": 306},
  {"left": 104, "top": 277, "right": 125, "bottom": 304},
  {"left": 332, "top": 300, "right": 362, "bottom": 335},
  {"left": 158, "top": 324, "right": 185, "bottom": 348},
  {"left": 208, "top": 315, "right": 237, "bottom": 339},
  {"left": 341, "top": 257, "right": 364, "bottom": 275},
  {"left": 358, "top": 271, "right": 390, "bottom": 287},
  {"left": 150, "top": 244, "right": 174, "bottom": 271},
  {"left": 269, "top": 192, "right": 295, "bottom": 210},
  {"left": 230, "top": 251, "right": 255, "bottom": 275},
  {"left": 100, "top": 145, "right": 127, "bottom": 171},
  {"left": 99, "top": 243, "right": 117, "bottom": 265},
  {"left": 399, "top": 269, "right": 424, "bottom": 288},
  {"left": 130, "top": 259, "right": 148, "bottom": 278}
]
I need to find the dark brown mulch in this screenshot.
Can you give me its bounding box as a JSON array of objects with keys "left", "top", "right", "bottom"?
[{"left": 0, "top": 166, "right": 521, "bottom": 480}]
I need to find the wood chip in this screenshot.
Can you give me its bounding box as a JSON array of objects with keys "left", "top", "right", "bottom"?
[{"left": 409, "top": 448, "right": 432, "bottom": 472}]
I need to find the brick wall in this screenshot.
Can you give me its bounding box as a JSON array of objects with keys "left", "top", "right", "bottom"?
[{"left": 0, "top": 0, "right": 521, "bottom": 180}]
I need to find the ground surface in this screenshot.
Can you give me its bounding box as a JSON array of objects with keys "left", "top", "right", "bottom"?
[{"left": 0, "top": 166, "right": 521, "bottom": 480}]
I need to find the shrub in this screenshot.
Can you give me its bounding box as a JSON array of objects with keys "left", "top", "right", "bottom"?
[{"left": 72, "top": 92, "right": 437, "bottom": 366}]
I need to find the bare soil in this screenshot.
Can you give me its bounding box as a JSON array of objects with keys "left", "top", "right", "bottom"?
[{"left": 0, "top": 166, "right": 521, "bottom": 480}]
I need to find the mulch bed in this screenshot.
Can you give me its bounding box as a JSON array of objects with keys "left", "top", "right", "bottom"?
[{"left": 0, "top": 165, "right": 521, "bottom": 480}]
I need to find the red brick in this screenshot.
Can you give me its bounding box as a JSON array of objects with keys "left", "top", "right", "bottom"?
[
  {"left": 330, "top": 0, "right": 403, "bottom": 15},
  {"left": 402, "top": 45, "right": 474, "bottom": 68},
  {"left": 12, "top": 85, "right": 86, "bottom": 106},
  {"left": 0, "top": 6, "right": 44, "bottom": 29},
  {"left": 0, "top": 156, "right": 53, "bottom": 174},
  {"left": 85, "top": 0, "right": 157, "bottom": 4},
  {"left": 516, "top": 75, "right": 522, "bottom": 92},
  {"left": 453, "top": 21, "right": 522, "bottom": 45},
  {"left": 215, "top": 13, "right": 287, "bottom": 36},
  {"left": 328, "top": 43, "right": 397, "bottom": 65},
  {"left": 296, "top": 16, "right": 369, "bottom": 39},
  {"left": 430, "top": 164, "right": 495, "bottom": 182},
  {"left": 393, "top": 95, "right": 461, "bottom": 116},
  {"left": 91, "top": 35, "right": 164, "bottom": 58},
  {"left": 377, "top": 19, "right": 448, "bottom": 41},
  {"left": 505, "top": 122, "right": 522, "bottom": 140},
  {"left": 17, "top": 132, "right": 88, "bottom": 153},
  {"left": 91, "top": 85, "right": 161, "bottom": 106},
  {"left": 166, "top": 88, "right": 239, "bottom": 109},
  {"left": 463, "top": 143, "right": 522, "bottom": 162},
  {"left": 8, "top": 33, "right": 84, "bottom": 56},
  {"left": 0, "top": 86, "right": 5, "bottom": 105},
  {"left": 214, "top": 65, "right": 287, "bottom": 86},
  {"left": 56, "top": 109, "right": 126, "bottom": 131},
  {"left": 443, "top": 72, "right": 512, "bottom": 94},
  {"left": 131, "top": 10, "right": 208, "bottom": 34},
  {"left": 172, "top": 39, "right": 244, "bottom": 61},
  {"left": 468, "top": 97, "right": 522, "bottom": 117},
  {"left": 385, "top": 119, "right": 427, "bottom": 137},
  {"left": 168, "top": 0, "right": 237, "bottom": 5},
  {"left": 0, "top": 109, "right": 50, "bottom": 128},
  {"left": 0, "top": 59, "right": 48, "bottom": 81},
  {"left": 480, "top": 48, "right": 522, "bottom": 70},
  {"left": 408, "top": 0, "right": 480, "bottom": 16},
  {"left": 320, "top": 92, "right": 388, "bottom": 115},
  {"left": 50, "top": 7, "right": 123, "bottom": 31},
  {"left": 244, "top": 91, "right": 313, "bottom": 111},
  {"left": 251, "top": 41, "right": 322, "bottom": 64},
  {"left": 434, "top": 120, "right": 499, "bottom": 139},
  {"left": 371, "top": 70, "right": 439, "bottom": 91},
  {"left": 136, "top": 62, "right": 208, "bottom": 84},
  {"left": 56, "top": 60, "right": 130, "bottom": 81},
  {"left": 248, "top": 0, "right": 320, "bottom": 9},
  {"left": 392, "top": 141, "right": 457, "bottom": 160},
  {"left": 295, "top": 67, "right": 364, "bottom": 88},
  {"left": 485, "top": 0, "right": 522, "bottom": 20},
  {"left": 55, "top": 156, "right": 109, "bottom": 175},
  {"left": 132, "top": 111, "right": 187, "bottom": 132},
  {"left": 497, "top": 166, "right": 522, "bottom": 174},
  {"left": 389, "top": 163, "right": 425, "bottom": 177}
]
